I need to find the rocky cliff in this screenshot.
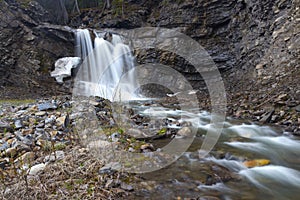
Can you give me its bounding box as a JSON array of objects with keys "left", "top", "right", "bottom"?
[
  {"left": 0, "top": 0, "right": 299, "bottom": 132},
  {"left": 0, "top": 0, "right": 74, "bottom": 99}
]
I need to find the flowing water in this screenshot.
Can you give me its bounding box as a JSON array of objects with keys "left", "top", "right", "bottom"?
[
  {"left": 74, "top": 29, "right": 137, "bottom": 101},
  {"left": 73, "top": 29, "right": 300, "bottom": 199},
  {"left": 127, "top": 102, "right": 300, "bottom": 200}
]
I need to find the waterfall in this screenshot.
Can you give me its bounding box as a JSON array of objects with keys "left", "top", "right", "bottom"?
[{"left": 73, "top": 29, "right": 137, "bottom": 101}]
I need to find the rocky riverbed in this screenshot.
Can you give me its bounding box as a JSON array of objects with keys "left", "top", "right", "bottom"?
[{"left": 0, "top": 95, "right": 299, "bottom": 199}]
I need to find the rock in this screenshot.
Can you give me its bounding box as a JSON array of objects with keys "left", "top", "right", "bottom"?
[
  {"left": 5, "top": 148, "right": 18, "bottom": 157},
  {"left": 120, "top": 182, "right": 134, "bottom": 191},
  {"left": 88, "top": 140, "right": 112, "bottom": 149},
  {"left": 99, "top": 162, "right": 121, "bottom": 174},
  {"left": 22, "top": 129, "right": 34, "bottom": 135},
  {"left": 276, "top": 94, "right": 289, "bottom": 101},
  {"left": 45, "top": 115, "right": 56, "bottom": 124},
  {"left": 140, "top": 144, "right": 155, "bottom": 151},
  {"left": 0, "top": 120, "right": 12, "bottom": 132},
  {"left": 14, "top": 119, "right": 23, "bottom": 129},
  {"left": 35, "top": 111, "right": 46, "bottom": 116},
  {"left": 28, "top": 163, "right": 47, "bottom": 176},
  {"left": 56, "top": 115, "right": 69, "bottom": 127},
  {"left": 295, "top": 105, "right": 300, "bottom": 112},
  {"left": 0, "top": 142, "right": 9, "bottom": 151},
  {"left": 38, "top": 102, "right": 58, "bottom": 111},
  {"left": 15, "top": 152, "right": 35, "bottom": 164},
  {"left": 50, "top": 57, "right": 81, "bottom": 83},
  {"left": 127, "top": 128, "right": 149, "bottom": 139},
  {"left": 260, "top": 110, "right": 275, "bottom": 123},
  {"left": 243, "top": 159, "right": 270, "bottom": 168},
  {"left": 44, "top": 151, "right": 65, "bottom": 163},
  {"left": 177, "top": 127, "right": 192, "bottom": 137}
]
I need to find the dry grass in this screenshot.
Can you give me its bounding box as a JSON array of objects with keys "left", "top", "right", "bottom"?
[{"left": 0, "top": 145, "right": 130, "bottom": 200}]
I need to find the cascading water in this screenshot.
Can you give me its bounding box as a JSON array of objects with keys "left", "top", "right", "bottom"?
[{"left": 73, "top": 29, "right": 137, "bottom": 101}]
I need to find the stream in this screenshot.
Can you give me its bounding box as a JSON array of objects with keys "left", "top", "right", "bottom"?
[{"left": 120, "top": 99, "right": 300, "bottom": 200}]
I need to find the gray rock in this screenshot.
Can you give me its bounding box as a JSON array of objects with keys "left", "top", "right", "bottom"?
[
  {"left": 38, "top": 102, "right": 58, "bottom": 111},
  {"left": 120, "top": 182, "right": 134, "bottom": 191},
  {"left": 28, "top": 163, "right": 47, "bottom": 176},
  {"left": 295, "top": 105, "right": 300, "bottom": 112},
  {"left": 0, "top": 120, "right": 12, "bottom": 132},
  {"left": 177, "top": 127, "right": 192, "bottom": 137},
  {"left": 14, "top": 119, "right": 23, "bottom": 129},
  {"left": 260, "top": 110, "right": 275, "bottom": 124},
  {"left": 44, "top": 151, "right": 65, "bottom": 163},
  {"left": 35, "top": 111, "right": 46, "bottom": 116}
]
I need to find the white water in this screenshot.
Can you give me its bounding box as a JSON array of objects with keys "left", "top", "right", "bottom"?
[{"left": 73, "top": 29, "right": 137, "bottom": 101}]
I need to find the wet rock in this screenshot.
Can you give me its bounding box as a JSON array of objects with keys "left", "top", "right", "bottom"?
[
  {"left": 206, "top": 165, "right": 236, "bottom": 185},
  {"left": 140, "top": 144, "right": 155, "bottom": 152},
  {"left": 176, "top": 127, "right": 192, "bottom": 137},
  {"left": 243, "top": 159, "right": 270, "bottom": 168}
]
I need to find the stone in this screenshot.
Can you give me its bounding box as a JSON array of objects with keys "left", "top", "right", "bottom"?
[
  {"left": 35, "top": 111, "right": 46, "bottom": 116},
  {"left": 127, "top": 128, "right": 150, "bottom": 139},
  {"left": 120, "top": 182, "right": 134, "bottom": 191},
  {"left": 28, "top": 163, "right": 47, "bottom": 176},
  {"left": 5, "top": 148, "right": 18, "bottom": 157},
  {"left": 44, "top": 151, "right": 65, "bottom": 163},
  {"left": 177, "top": 127, "right": 192, "bottom": 137},
  {"left": 295, "top": 105, "right": 300, "bottom": 112},
  {"left": 88, "top": 140, "right": 112, "bottom": 149},
  {"left": 0, "top": 120, "right": 12, "bottom": 132},
  {"left": 15, "top": 152, "right": 35, "bottom": 164},
  {"left": 243, "top": 159, "right": 270, "bottom": 168},
  {"left": 99, "top": 162, "right": 121, "bottom": 174},
  {"left": 56, "top": 116, "right": 66, "bottom": 127},
  {"left": 14, "top": 120, "right": 23, "bottom": 129},
  {"left": 45, "top": 115, "right": 56, "bottom": 124},
  {"left": 260, "top": 110, "right": 275, "bottom": 124},
  {"left": 38, "top": 102, "right": 58, "bottom": 111}
]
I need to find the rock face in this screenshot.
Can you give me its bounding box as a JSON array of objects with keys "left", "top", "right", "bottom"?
[
  {"left": 69, "top": 0, "right": 299, "bottom": 96},
  {"left": 0, "top": 0, "right": 299, "bottom": 127},
  {"left": 0, "top": 0, "right": 75, "bottom": 99}
]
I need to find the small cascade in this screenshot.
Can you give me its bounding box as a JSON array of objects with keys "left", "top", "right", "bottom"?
[{"left": 73, "top": 29, "right": 137, "bottom": 101}]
